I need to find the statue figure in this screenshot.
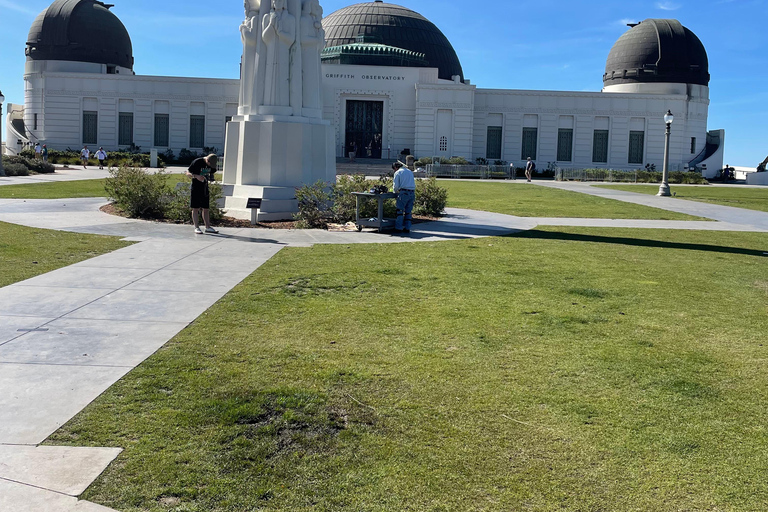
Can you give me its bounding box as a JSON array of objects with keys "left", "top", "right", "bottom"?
[
  {"left": 300, "top": 0, "right": 324, "bottom": 112},
  {"left": 262, "top": 0, "right": 296, "bottom": 108},
  {"left": 239, "top": 0, "right": 261, "bottom": 113}
]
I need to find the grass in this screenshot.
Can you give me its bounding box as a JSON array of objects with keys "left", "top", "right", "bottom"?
[
  {"left": 0, "top": 221, "right": 131, "bottom": 288},
  {"left": 441, "top": 181, "right": 704, "bottom": 220},
  {"left": 0, "top": 175, "right": 189, "bottom": 199},
  {"left": 47, "top": 228, "right": 768, "bottom": 511},
  {"left": 596, "top": 184, "right": 768, "bottom": 213}
]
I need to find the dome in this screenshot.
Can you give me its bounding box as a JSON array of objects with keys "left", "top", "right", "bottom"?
[
  {"left": 603, "top": 19, "right": 709, "bottom": 87},
  {"left": 26, "top": 0, "right": 133, "bottom": 70},
  {"left": 322, "top": 1, "right": 464, "bottom": 82}
]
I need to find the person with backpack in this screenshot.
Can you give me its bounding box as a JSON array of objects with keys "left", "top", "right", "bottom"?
[
  {"left": 186, "top": 154, "right": 220, "bottom": 235},
  {"left": 525, "top": 157, "right": 536, "bottom": 182}
]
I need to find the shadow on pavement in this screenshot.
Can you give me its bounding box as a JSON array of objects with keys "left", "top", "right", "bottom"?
[{"left": 511, "top": 229, "right": 768, "bottom": 257}]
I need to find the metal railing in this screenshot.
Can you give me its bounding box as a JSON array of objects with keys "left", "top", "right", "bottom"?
[
  {"left": 424, "top": 164, "right": 513, "bottom": 179},
  {"left": 555, "top": 168, "right": 644, "bottom": 183}
]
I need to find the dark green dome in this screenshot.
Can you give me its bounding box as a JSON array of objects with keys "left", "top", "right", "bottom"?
[
  {"left": 26, "top": 0, "right": 133, "bottom": 70},
  {"left": 604, "top": 19, "right": 709, "bottom": 87},
  {"left": 322, "top": 1, "right": 464, "bottom": 82}
]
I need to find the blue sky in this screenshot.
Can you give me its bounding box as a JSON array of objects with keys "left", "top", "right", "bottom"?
[{"left": 1, "top": 0, "right": 766, "bottom": 166}]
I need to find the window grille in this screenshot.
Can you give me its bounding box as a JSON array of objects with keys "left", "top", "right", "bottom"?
[
  {"left": 190, "top": 115, "right": 205, "bottom": 148},
  {"left": 154, "top": 114, "right": 169, "bottom": 147},
  {"left": 628, "top": 131, "right": 645, "bottom": 164},
  {"left": 486, "top": 126, "right": 502, "bottom": 160},
  {"left": 592, "top": 130, "right": 609, "bottom": 163},
  {"left": 521, "top": 127, "right": 537, "bottom": 160},
  {"left": 557, "top": 129, "right": 573, "bottom": 162},
  {"left": 439, "top": 136, "right": 448, "bottom": 152},
  {"left": 118, "top": 112, "right": 134, "bottom": 146},
  {"left": 82, "top": 111, "right": 98, "bottom": 144}
]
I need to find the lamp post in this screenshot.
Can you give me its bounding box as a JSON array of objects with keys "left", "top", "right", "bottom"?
[
  {"left": 0, "top": 90, "right": 5, "bottom": 177},
  {"left": 657, "top": 109, "right": 674, "bottom": 197}
]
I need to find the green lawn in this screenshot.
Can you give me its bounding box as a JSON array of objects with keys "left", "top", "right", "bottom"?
[
  {"left": 48, "top": 228, "right": 768, "bottom": 511},
  {"left": 0, "top": 175, "right": 189, "bottom": 199},
  {"left": 441, "top": 181, "right": 704, "bottom": 220},
  {"left": 0, "top": 221, "right": 131, "bottom": 288},
  {"left": 596, "top": 184, "right": 768, "bottom": 213}
]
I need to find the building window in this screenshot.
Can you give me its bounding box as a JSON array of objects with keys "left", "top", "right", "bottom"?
[
  {"left": 33, "top": 113, "right": 38, "bottom": 131},
  {"left": 82, "top": 111, "right": 98, "bottom": 144},
  {"left": 691, "top": 137, "right": 697, "bottom": 154},
  {"left": 118, "top": 112, "right": 134, "bottom": 146},
  {"left": 486, "top": 126, "right": 502, "bottom": 160},
  {"left": 190, "top": 115, "right": 205, "bottom": 148},
  {"left": 628, "top": 131, "right": 645, "bottom": 164},
  {"left": 154, "top": 114, "right": 169, "bottom": 147},
  {"left": 557, "top": 129, "right": 573, "bottom": 162},
  {"left": 592, "top": 130, "right": 609, "bottom": 163},
  {"left": 521, "top": 127, "right": 537, "bottom": 160},
  {"left": 439, "top": 136, "right": 448, "bottom": 152}
]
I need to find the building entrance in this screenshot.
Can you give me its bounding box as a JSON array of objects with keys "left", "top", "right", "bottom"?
[{"left": 345, "top": 100, "right": 383, "bottom": 159}]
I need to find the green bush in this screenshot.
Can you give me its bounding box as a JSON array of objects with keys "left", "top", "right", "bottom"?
[
  {"left": 332, "top": 175, "right": 395, "bottom": 222},
  {"left": 669, "top": 171, "right": 709, "bottom": 184},
  {"left": 2, "top": 163, "right": 30, "bottom": 176},
  {"left": 3, "top": 155, "right": 55, "bottom": 174},
  {"left": 294, "top": 181, "right": 334, "bottom": 228},
  {"left": 104, "top": 167, "right": 170, "bottom": 219},
  {"left": 165, "top": 181, "right": 225, "bottom": 223},
  {"left": 414, "top": 177, "right": 448, "bottom": 216}
]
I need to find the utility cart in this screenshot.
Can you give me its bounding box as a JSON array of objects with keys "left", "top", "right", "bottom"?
[{"left": 351, "top": 191, "right": 398, "bottom": 232}]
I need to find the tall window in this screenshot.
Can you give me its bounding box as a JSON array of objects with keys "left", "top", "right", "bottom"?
[
  {"left": 592, "top": 130, "right": 609, "bottom": 163},
  {"left": 154, "top": 114, "right": 169, "bottom": 147},
  {"left": 33, "top": 113, "right": 38, "bottom": 131},
  {"left": 118, "top": 112, "right": 134, "bottom": 146},
  {"left": 521, "top": 127, "right": 537, "bottom": 160},
  {"left": 628, "top": 131, "right": 645, "bottom": 164},
  {"left": 82, "top": 111, "right": 98, "bottom": 144},
  {"left": 439, "top": 136, "right": 448, "bottom": 152},
  {"left": 691, "top": 137, "right": 697, "bottom": 154},
  {"left": 486, "top": 126, "right": 502, "bottom": 160},
  {"left": 190, "top": 115, "right": 205, "bottom": 148},
  {"left": 557, "top": 129, "right": 573, "bottom": 162}
]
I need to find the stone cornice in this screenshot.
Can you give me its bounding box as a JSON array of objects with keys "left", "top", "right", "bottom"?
[{"left": 45, "top": 89, "right": 238, "bottom": 103}]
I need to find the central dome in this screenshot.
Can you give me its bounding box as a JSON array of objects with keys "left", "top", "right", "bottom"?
[
  {"left": 26, "top": 0, "right": 133, "bottom": 70},
  {"left": 322, "top": 1, "right": 464, "bottom": 82}
]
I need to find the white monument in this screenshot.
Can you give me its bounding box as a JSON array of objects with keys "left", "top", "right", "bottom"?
[{"left": 222, "top": 0, "right": 335, "bottom": 222}]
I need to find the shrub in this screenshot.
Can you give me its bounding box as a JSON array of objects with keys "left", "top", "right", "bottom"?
[
  {"left": 104, "top": 167, "right": 170, "bottom": 218},
  {"left": 2, "top": 163, "right": 30, "bottom": 176},
  {"left": 414, "top": 177, "right": 448, "bottom": 216},
  {"left": 414, "top": 157, "right": 433, "bottom": 167},
  {"left": 475, "top": 157, "right": 488, "bottom": 165},
  {"left": 445, "top": 156, "right": 470, "bottom": 165},
  {"left": 294, "top": 181, "right": 334, "bottom": 228},
  {"left": 2, "top": 155, "right": 55, "bottom": 174},
  {"left": 332, "top": 175, "right": 395, "bottom": 222},
  {"left": 177, "top": 148, "right": 201, "bottom": 165},
  {"left": 669, "top": 171, "right": 709, "bottom": 185}
]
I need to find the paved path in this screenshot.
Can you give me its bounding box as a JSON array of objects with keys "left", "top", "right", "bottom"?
[{"left": 0, "top": 183, "right": 767, "bottom": 511}]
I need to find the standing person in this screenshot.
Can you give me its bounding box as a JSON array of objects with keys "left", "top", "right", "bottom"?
[
  {"left": 80, "top": 146, "right": 90, "bottom": 168},
  {"left": 96, "top": 147, "right": 107, "bottom": 169},
  {"left": 41, "top": 145, "right": 48, "bottom": 163},
  {"left": 34, "top": 143, "right": 41, "bottom": 160},
  {"left": 525, "top": 157, "right": 536, "bottom": 182},
  {"left": 392, "top": 161, "right": 415, "bottom": 234},
  {"left": 186, "top": 154, "right": 219, "bottom": 235}
]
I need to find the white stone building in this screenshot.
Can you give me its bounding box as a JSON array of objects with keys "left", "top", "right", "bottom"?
[{"left": 6, "top": 0, "right": 724, "bottom": 177}]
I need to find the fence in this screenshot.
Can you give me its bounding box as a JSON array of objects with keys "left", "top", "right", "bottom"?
[
  {"left": 424, "top": 164, "right": 513, "bottom": 179},
  {"left": 555, "top": 168, "right": 646, "bottom": 183}
]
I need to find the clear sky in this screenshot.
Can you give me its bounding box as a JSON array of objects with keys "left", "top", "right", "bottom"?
[{"left": 1, "top": 0, "right": 766, "bottom": 167}]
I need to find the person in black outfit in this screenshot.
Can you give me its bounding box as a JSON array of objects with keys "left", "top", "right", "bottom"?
[{"left": 186, "top": 154, "right": 219, "bottom": 234}]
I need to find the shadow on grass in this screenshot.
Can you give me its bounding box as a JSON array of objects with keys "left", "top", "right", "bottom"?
[{"left": 511, "top": 229, "right": 768, "bottom": 257}]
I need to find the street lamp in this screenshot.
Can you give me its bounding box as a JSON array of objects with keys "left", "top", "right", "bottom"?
[
  {"left": 0, "top": 90, "right": 5, "bottom": 177},
  {"left": 657, "top": 110, "right": 674, "bottom": 197}
]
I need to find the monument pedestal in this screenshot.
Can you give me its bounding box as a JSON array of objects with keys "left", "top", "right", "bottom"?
[{"left": 222, "top": 116, "right": 335, "bottom": 222}]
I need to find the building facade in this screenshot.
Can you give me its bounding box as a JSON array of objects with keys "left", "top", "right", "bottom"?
[{"left": 6, "top": 0, "right": 724, "bottom": 177}]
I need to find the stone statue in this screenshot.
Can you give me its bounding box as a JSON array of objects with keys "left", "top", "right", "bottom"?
[
  {"left": 300, "top": 0, "right": 324, "bottom": 113},
  {"left": 239, "top": 0, "right": 261, "bottom": 113},
  {"left": 262, "top": 0, "right": 296, "bottom": 108}
]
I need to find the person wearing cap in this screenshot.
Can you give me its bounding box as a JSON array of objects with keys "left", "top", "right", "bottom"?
[
  {"left": 95, "top": 147, "right": 107, "bottom": 169},
  {"left": 392, "top": 161, "right": 416, "bottom": 233},
  {"left": 186, "top": 154, "right": 219, "bottom": 234}
]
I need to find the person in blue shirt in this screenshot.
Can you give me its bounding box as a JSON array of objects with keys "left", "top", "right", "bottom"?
[{"left": 392, "top": 161, "right": 415, "bottom": 233}]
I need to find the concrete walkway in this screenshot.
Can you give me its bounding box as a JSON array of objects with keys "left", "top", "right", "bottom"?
[{"left": 1, "top": 183, "right": 767, "bottom": 511}]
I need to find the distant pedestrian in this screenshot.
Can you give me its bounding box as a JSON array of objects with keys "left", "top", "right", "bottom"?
[
  {"left": 96, "top": 147, "right": 107, "bottom": 169},
  {"left": 392, "top": 161, "right": 415, "bottom": 234},
  {"left": 349, "top": 141, "right": 357, "bottom": 162},
  {"left": 80, "top": 146, "right": 90, "bottom": 168},
  {"left": 525, "top": 157, "right": 536, "bottom": 182},
  {"left": 34, "top": 143, "right": 41, "bottom": 160},
  {"left": 186, "top": 154, "right": 219, "bottom": 235},
  {"left": 41, "top": 145, "right": 48, "bottom": 163}
]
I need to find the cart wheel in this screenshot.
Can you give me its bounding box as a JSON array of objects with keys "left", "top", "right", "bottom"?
[{"left": 357, "top": 225, "right": 363, "bottom": 232}]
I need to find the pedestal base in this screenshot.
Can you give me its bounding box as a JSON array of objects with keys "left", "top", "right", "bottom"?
[{"left": 222, "top": 118, "right": 336, "bottom": 222}]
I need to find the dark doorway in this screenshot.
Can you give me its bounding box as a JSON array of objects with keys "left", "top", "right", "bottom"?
[{"left": 345, "top": 100, "right": 383, "bottom": 159}]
